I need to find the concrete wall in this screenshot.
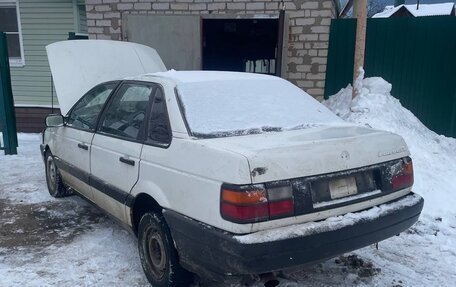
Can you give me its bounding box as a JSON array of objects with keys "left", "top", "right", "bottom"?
[{"left": 85, "top": 0, "right": 336, "bottom": 100}]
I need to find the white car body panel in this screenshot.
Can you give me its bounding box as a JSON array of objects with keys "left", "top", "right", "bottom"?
[
  {"left": 136, "top": 137, "right": 253, "bottom": 232},
  {"left": 48, "top": 127, "right": 94, "bottom": 200},
  {"left": 46, "top": 40, "right": 166, "bottom": 115},
  {"left": 91, "top": 134, "right": 143, "bottom": 224},
  {"left": 198, "top": 126, "right": 409, "bottom": 184}
]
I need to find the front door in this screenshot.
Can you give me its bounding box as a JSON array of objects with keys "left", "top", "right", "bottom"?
[
  {"left": 90, "top": 82, "right": 155, "bottom": 224},
  {"left": 54, "top": 82, "right": 117, "bottom": 201}
]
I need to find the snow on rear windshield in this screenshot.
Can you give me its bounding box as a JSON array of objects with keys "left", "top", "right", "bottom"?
[{"left": 176, "top": 77, "right": 342, "bottom": 138}]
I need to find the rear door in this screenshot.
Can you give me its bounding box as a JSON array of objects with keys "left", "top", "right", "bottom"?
[
  {"left": 53, "top": 82, "right": 117, "bottom": 201},
  {"left": 90, "top": 81, "right": 155, "bottom": 224}
]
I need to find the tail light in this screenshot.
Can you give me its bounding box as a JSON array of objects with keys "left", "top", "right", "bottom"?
[
  {"left": 221, "top": 184, "right": 294, "bottom": 224},
  {"left": 391, "top": 157, "right": 414, "bottom": 191}
]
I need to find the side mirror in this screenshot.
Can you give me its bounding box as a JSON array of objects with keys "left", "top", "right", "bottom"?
[{"left": 45, "top": 114, "right": 64, "bottom": 127}]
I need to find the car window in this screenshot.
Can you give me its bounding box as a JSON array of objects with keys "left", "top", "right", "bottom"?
[
  {"left": 66, "top": 83, "right": 116, "bottom": 131},
  {"left": 147, "top": 88, "right": 171, "bottom": 146},
  {"left": 99, "top": 83, "right": 153, "bottom": 141},
  {"left": 176, "top": 77, "right": 342, "bottom": 138}
]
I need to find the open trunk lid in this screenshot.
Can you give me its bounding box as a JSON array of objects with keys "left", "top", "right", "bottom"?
[{"left": 46, "top": 40, "right": 167, "bottom": 115}]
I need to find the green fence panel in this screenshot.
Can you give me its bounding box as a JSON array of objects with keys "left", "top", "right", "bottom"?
[
  {"left": 0, "top": 32, "right": 18, "bottom": 155},
  {"left": 325, "top": 19, "right": 356, "bottom": 99},
  {"left": 325, "top": 17, "right": 456, "bottom": 138}
]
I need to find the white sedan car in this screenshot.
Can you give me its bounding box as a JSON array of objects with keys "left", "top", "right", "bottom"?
[{"left": 41, "top": 40, "right": 423, "bottom": 287}]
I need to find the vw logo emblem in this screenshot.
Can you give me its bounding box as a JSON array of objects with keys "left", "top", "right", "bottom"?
[{"left": 341, "top": 151, "right": 350, "bottom": 160}]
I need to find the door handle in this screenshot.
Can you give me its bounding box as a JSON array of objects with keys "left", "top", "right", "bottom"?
[
  {"left": 77, "top": 143, "right": 89, "bottom": 150},
  {"left": 119, "top": 156, "right": 135, "bottom": 166}
]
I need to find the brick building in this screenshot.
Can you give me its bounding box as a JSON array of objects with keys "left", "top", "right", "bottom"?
[{"left": 85, "top": 0, "right": 337, "bottom": 101}]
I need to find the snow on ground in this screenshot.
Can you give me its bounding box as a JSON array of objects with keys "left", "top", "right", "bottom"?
[
  {"left": 0, "top": 134, "right": 52, "bottom": 204},
  {"left": 0, "top": 76, "right": 455, "bottom": 286}
]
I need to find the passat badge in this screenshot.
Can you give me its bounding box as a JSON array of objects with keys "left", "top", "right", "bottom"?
[{"left": 378, "top": 146, "right": 407, "bottom": 157}]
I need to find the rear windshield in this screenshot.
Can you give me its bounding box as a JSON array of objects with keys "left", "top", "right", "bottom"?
[{"left": 176, "top": 78, "right": 342, "bottom": 138}]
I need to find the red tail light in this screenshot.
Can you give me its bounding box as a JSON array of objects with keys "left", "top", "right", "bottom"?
[
  {"left": 269, "top": 199, "right": 294, "bottom": 218},
  {"left": 220, "top": 184, "right": 294, "bottom": 223},
  {"left": 392, "top": 157, "right": 414, "bottom": 191}
]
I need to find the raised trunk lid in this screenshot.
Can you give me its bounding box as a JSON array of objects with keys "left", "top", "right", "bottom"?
[{"left": 46, "top": 40, "right": 167, "bottom": 115}]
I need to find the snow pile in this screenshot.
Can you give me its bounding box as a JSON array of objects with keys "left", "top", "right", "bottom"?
[{"left": 324, "top": 77, "right": 456, "bottom": 219}]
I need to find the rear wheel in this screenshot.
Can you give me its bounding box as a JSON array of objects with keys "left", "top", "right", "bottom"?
[
  {"left": 138, "top": 212, "right": 193, "bottom": 287},
  {"left": 45, "top": 151, "right": 71, "bottom": 198}
]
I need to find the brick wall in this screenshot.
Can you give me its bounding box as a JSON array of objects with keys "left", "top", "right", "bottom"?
[
  {"left": 85, "top": 0, "right": 336, "bottom": 101},
  {"left": 15, "top": 107, "right": 61, "bottom": 133}
]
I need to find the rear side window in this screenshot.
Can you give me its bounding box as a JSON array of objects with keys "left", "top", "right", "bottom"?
[
  {"left": 147, "top": 88, "right": 171, "bottom": 146},
  {"left": 99, "top": 83, "right": 153, "bottom": 141},
  {"left": 66, "top": 83, "right": 116, "bottom": 131}
]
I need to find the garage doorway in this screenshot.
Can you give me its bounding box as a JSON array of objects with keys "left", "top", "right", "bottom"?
[
  {"left": 124, "top": 15, "right": 287, "bottom": 76},
  {"left": 202, "top": 19, "right": 279, "bottom": 75}
]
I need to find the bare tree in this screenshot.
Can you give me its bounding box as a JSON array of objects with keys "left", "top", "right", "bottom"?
[{"left": 368, "top": 0, "right": 389, "bottom": 17}]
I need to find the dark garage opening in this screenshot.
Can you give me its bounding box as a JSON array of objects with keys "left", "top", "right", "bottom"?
[{"left": 202, "top": 19, "right": 279, "bottom": 75}]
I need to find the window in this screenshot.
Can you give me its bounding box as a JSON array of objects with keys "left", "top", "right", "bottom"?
[
  {"left": 99, "top": 83, "right": 153, "bottom": 141},
  {"left": 147, "top": 88, "right": 171, "bottom": 146},
  {"left": 0, "top": 1, "right": 23, "bottom": 66},
  {"left": 66, "top": 83, "right": 116, "bottom": 131},
  {"left": 176, "top": 78, "right": 342, "bottom": 138}
]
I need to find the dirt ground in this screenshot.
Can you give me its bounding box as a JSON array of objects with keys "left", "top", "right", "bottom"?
[{"left": 0, "top": 198, "right": 104, "bottom": 250}]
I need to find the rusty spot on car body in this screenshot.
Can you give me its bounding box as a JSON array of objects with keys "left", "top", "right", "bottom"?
[{"left": 251, "top": 167, "right": 267, "bottom": 177}]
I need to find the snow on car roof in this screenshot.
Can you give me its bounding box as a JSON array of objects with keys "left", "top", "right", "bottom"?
[
  {"left": 160, "top": 71, "right": 342, "bottom": 137},
  {"left": 135, "top": 70, "right": 275, "bottom": 84},
  {"left": 133, "top": 70, "right": 344, "bottom": 138}
]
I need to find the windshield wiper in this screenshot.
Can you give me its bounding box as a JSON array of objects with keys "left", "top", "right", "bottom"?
[
  {"left": 261, "top": 126, "right": 282, "bottom": 132},
  {"left": 193, "top": 126, "right": 284, "bottom": 139},
  {"left": 289, "top": 123, "right": 323, "bottom": 130}
]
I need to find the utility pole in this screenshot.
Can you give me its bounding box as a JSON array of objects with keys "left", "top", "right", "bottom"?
[{"left": 352, "top": 0, "right": 367, "bottom": 99}]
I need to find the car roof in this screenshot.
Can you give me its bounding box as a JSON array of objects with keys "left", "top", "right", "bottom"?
[{"left": 128, "top": 70, "right": 278, "bottom": 85}]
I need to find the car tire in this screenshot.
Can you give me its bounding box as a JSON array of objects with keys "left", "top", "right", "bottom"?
[
  {"left": 45, "top": 151, "right": 71, "bottom": 198},
  {"left": 138, "top": 212, "right": 193, "bottom": 287}
]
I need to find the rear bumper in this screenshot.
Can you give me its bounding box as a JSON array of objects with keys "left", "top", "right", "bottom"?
[{"left": 163, "top": 193, "right": 423, "bottom": 280}]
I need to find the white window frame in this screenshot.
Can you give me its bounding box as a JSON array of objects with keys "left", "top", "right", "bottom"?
[{"left": 0, "top": 0, "right": 25, "bottom": 67}]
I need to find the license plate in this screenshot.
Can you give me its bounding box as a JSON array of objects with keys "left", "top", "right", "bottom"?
[{"left": 329, "top": 177, "right": 358, "bottom": 199}]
